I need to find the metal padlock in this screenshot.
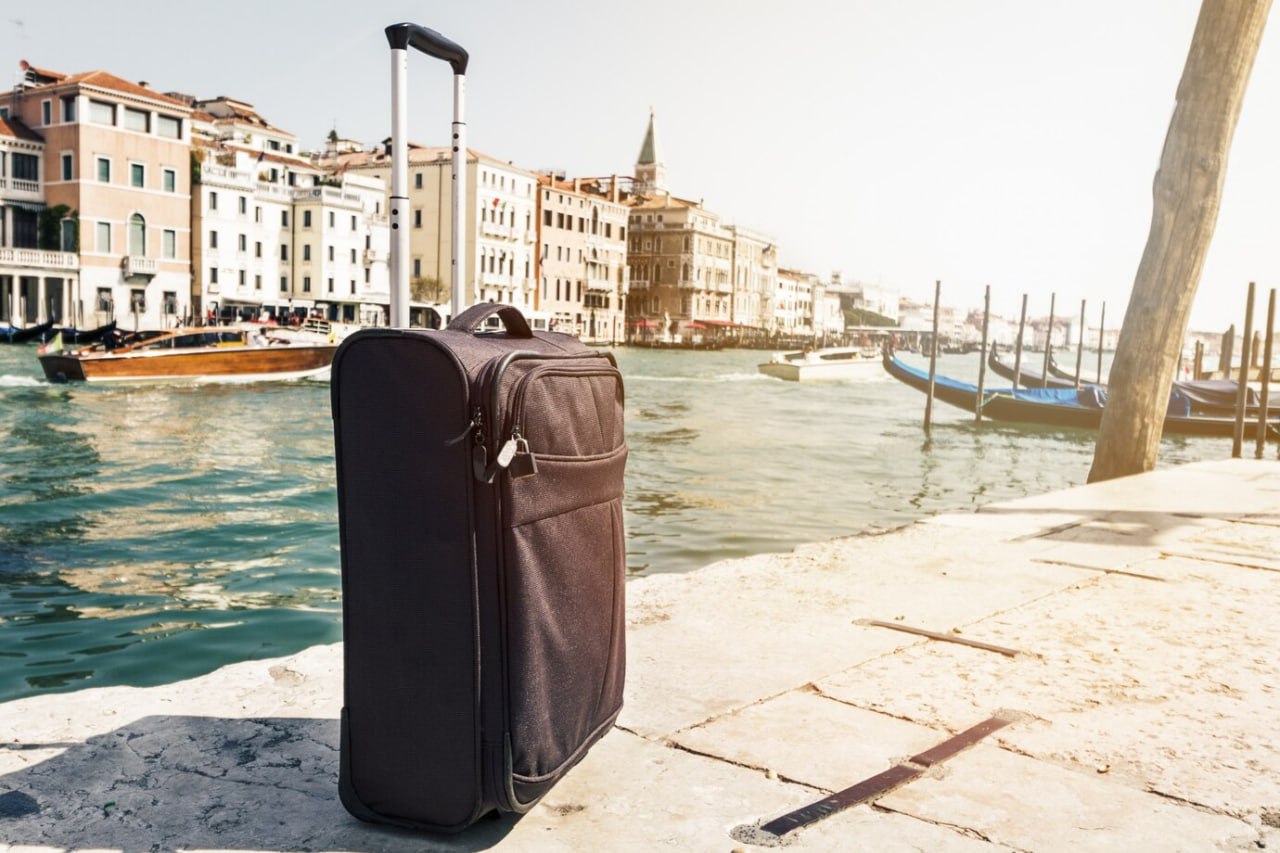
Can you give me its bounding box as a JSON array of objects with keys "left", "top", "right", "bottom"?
[{"left": 508, "top": 437, "right": 538, "bottom": 479}]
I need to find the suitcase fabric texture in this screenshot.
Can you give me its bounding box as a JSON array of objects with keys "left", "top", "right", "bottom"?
[{"left": 330, "top": 303, "right": 627, "bottom": 832}]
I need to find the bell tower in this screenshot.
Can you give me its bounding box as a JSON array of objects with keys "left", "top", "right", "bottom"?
[{"left": 634, "top": 107, "right": 666, "bottom": 195}]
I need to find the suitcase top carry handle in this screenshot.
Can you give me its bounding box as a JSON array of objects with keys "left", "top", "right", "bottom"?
[{"left": 448, "top": 303, "right": 534, "bottom": 338}]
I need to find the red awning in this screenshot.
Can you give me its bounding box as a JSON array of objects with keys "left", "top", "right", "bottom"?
[
  {"left": 685, "top": 321, "right": 708, "bottom": 330},
  {"left": 629, "top": 319, "right": 660, "bottom": 328}
]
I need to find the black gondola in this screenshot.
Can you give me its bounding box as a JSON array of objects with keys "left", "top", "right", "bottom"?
[
  {"left": 884, "top": 351, "right": 1280, "bottom": 440},
  {"left": 0, "top": 320, "right": 56, "bottom": 344}
]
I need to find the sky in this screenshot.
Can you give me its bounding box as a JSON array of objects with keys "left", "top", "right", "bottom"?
[{"left": 4, "top": 0, "right": 1278, "bottom": 333}]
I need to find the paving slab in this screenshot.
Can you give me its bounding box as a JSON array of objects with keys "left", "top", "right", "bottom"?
[{"left": 879, "top": 744, "right": 1254, "bottom": 852}]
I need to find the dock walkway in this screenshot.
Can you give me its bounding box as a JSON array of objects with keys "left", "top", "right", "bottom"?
[{"left": 3, "top": 458, "right": 1279, "bottom": 851}]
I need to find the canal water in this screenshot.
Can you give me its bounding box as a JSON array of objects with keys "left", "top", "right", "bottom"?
[{"left": 0, "top": 342, "right": 1230, "bottom": 703}]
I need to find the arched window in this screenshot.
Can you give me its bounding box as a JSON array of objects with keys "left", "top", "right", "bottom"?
[{"left": 129, "top": 213, "right": 145, "bottom": 256}]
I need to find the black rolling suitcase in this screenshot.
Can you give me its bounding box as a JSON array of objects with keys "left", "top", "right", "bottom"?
[{"left": 331, "top": 303, "right": 627, "bottom": 832}]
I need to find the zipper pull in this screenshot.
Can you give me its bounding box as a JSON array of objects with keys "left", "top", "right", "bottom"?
[{"left": 446, "top": 408, "right": 482, "bottom": 446}]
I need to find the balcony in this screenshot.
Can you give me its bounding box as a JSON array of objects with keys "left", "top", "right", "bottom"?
[
  {"left": 480, "top": 271, "right": 513, "bottom": 287},
  {"left": 363, "top": 248, "right": 387, "bottom": 265},
  {"left": 0, "top": 247, "right": 78, "bottom": 271},
  {"left": 122, "top": 255, "right": 158, "bottom": 278},
  {"left": 0, "top": 176, "right": 41, "bottom": 195}
]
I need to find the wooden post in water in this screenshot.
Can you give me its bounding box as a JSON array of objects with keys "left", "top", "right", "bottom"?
[
  {"left": 1074, "top": 299, "right": 1086, "bottom": 388},
  {"left": 1040, "top": 292, "right": 1056, "bottom": 388},
  {"left": 1096, "top": 301, "right": 1106, "bottom": 384},
  {"left": 975, "top": 285, "right": 991, "bottom": 423},
  {"left": 1233, "top": 282, "right": 1256, "bottom": 458},
  {"left": 1012, "top": 294, "right": 1028, "bottom": 389},
  {"left": 1255, "top": 288, "right": 1275, "bottom": 458},
  {"left": 924, "top": 280, "right": 941, "bottom": 433},
  {"left": 1194, "top": 340, "right": 1205, "bottom": 380}
]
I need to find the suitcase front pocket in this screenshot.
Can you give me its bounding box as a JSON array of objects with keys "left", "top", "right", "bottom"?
[{"left": 501, "top": 452, "right": 626, "bottom": 787}]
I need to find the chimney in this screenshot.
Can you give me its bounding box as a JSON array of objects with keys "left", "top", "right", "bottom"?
[
  {"left": 610, "top": 174, "right": 619, "bottom": 203},
  {"left": 573, "top": 177, "right": 581, "bottom": 192}
]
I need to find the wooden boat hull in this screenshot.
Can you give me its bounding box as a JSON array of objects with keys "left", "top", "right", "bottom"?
[
  {"left": 40, "top": 343, "right": 336, "bottom": 384},
  {"left": 883, "top": 352, "right": 1280, "bottom": 440}
]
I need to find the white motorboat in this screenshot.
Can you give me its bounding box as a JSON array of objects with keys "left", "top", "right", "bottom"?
[{"left": 757, "top": 346, "right": 883, "bottom": 381}]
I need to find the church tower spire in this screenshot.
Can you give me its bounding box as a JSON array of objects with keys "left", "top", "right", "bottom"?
[{"left": 634, "top": 107, "right": 666, "bottom": 195}]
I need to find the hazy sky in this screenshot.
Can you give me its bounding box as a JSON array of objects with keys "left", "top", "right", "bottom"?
[{"left": 5, "top": 1, "right": 1276, "bottom": 332}]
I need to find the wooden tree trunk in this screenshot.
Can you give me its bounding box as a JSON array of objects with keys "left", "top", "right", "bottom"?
[{"left": 1088, "top": 0, "right": 1271, "bottom": 483}]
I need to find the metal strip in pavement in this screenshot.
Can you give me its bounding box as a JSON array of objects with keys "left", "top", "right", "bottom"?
[{"left": 859, "top": 619, "right": 1022, "bottom": 657}]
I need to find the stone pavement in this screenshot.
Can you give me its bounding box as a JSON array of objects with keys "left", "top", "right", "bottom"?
[{"left": 2, "top": 458, "right": 1279, "bottom": 851}]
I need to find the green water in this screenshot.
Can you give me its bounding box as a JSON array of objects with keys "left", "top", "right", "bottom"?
[{"left": 0, "top": 343, "right": 1228, "bottom": 703}]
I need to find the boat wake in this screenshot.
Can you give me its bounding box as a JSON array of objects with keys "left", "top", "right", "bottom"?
[
  {"left": 0, "top": 374, "right": 41, "bottom": 387},
  {"left": 625, "top": 372, "right": 772, "bottom": 383}
]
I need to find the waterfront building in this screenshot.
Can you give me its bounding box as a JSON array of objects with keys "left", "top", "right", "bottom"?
[
  {"left": 0, "top": 62, "right": 192, "bottom": 329},
  {"left": 0, "top": 113, "right": 80, "bottom": 326},
  {"left": 186, "top": 98, "right": 389, "bottom": 324},
  {"left": 624, "top": 111, "right": 779, "bottom": 341},
  {"left": 536, "top": 174, "right": 629, "bottom": 343},
  {"left": 773, "top": 268, "right": 817, "bottom": 336},
  {"left": 347, "top": 143, "right": 538, "bottom": 316}
]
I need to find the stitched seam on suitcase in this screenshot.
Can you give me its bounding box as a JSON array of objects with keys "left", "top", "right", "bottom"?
[{"left": 510, "top": 706, "right": 622, "bottom": 784}]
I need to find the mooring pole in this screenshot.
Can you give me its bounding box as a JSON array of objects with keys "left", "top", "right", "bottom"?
[
  {"left": 386, "top": 22, "right": 469, "bottom": 327},
  {"left": 1096, "top": 301, "right": 1106, "bottom": 384},
  {"left": 1012, "top": 293, "right": 1028, "bottom": 390},
  {"left": 975, "top": 284, "right": 991, "bottom": 423},
  {"left": 1073, "top": 299, "right": 1086, "bottom": 388},
  {"left": 925, "top": 280, "right": 941, "bottom": 433},
  {"left": 1255, "top": 288, "right": 1275, "bottom": 458},
  {"left": 1233, "top": 282, "right": 1256, "bottom": 458},
  {"left": 1040, "top": 292, "right": 1055, "bottom": 388}
]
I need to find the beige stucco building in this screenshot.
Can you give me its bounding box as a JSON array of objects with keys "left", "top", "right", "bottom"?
[
  {"left": 535, "top": 174, "right": 629, "bottom": 342},
  {"left": 0, "top": 62, "right": 192, "bottom": 330}
]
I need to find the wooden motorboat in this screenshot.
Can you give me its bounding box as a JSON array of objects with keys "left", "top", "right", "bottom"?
[
  {"left": 38, "top": 326, "right": 337, "bottom": 384},
  {"left": 758, "top": 346, "right": 882, "bottom": 381}
]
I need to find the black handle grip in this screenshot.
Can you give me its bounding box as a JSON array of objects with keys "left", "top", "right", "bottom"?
[
  {"left": 446, "top": 303, "right": 533, "bottom": 338},
  {"left": 385, "top": 23, "right": 469, "bottom": 75}
]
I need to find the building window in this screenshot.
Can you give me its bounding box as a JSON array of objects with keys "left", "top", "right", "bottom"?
[
  {"left": 413, "top": 209, "right": 422, "bottom": 228},
  {"left": 162, "top": 229, "right": 176, "bottom": 258},
  {"left": 280, "top": 245, "right": 288, "bottom": 261},
  {"left": 123, "top": 107, "right": 149, "bottom": 133},
  {"left": 156, "top": 115, "right": 182, "bottom": 139},
  {"left": 303, "top": 245, "right": 311, "bottom": 261},
  {"left": 94, "top": 287, "right": 112, "bottom": 313},
  {"left": 61, "top": 153, "right": 73, "bottom": 181},
  {"left": 303, "top": 210, "right": 312, "bottom": 228},
  {"left": 163, "top": 291, "right": 177, "bottom": 315},
  {"left": 254, "top": 206, "right": 262, "bottom": 223},
  {"left": 328, "top": 211, "right": 335, "bottom": 227},
  {"left": 96, "top": 157, "right": 111, "bottom": 183},
  {"left": 210, "top": 191, "right": 218, "bottom": 210},
  {"left": 60, "top": 219, "right": 75, "bottom": 251},
  {"left": 238, "top": 196, "right": 247, "bottom": 215},
  {"left": 129, "top": 214, "right": 145, "bottom": 256},
  {"left": 280, "top": 276, "right": 288, "bottom": 293},
  {"left": 543, "top": 210, "right": 551, "bottom": 226},
  {"left": 351, "top": 215, "right": 356, "bottom": 231},
  {"left": 413, "top": 258, "right": 421, "bottom": 278},
  {"left": 281, "top": 210, "right": 289, "bottom": 226},
  {"left": 238, "top": 234, "right": 247, "bottom": 252},
  {"left": 89, "top": 100, "right": 115, "bottom": 125},
  {"left": 327, "top": 277, "right": 334, "bottom": 293},
  {"left": 255, "top": 241, "right": 262, "bottom": 258},
  {"left": 96, "top": 222, "right": 110, "bottom": 253},
  {"left": 350, "top": 279, "right": 356, "bottom": 294},
  {"left": 255, "top": 274, "right": 262, "bottom": 291},
  {"left": 328, "top": 245, "right": 334, "bottom": 262},
  {"left": 414, "top": 173, "right": 423, "bottom": 189},
  {"left": 239, "top": 270, "right": 246, "bottom": 286},
  {"left": 163, "top": 168, "right": 176, "bottom": 192},
  {"left": 130, "top": 289, "right": 146, "bottom": 312},
  {"left": 61, "top": 96, "right": 76, "bottom": 122},
  {"left": 210, "top": 268, "right": 219, "bottom": 284},
  {"left": 130, "top": 163, "right": 144, "bottom": 188},
  {"left": 209, "top": 230, "right": 218, "bottom": 248},
  {"left": 350, "top": 248, "right": 356, "bottom": 263},
  {"left": 303, "top": 276, "right": 311, "bottom": 293},
  {"left": 41, "top": 100, "right": 51, "bottom": 125}
]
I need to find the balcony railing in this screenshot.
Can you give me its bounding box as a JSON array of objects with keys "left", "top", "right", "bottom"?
[
  {"left": 363, "top": 248, "right": 387, "bottom": 265},
  {"left": 0, "top": 177, "right": 41, "bottom": 193},
  {"left": 123, "top": 256, "right": 158, "bottom": 278},
  {"left": 0, "top": 247, "right": 78, "bottom": 270}
]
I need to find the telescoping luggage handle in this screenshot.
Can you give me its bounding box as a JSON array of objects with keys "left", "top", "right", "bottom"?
[{"left": 447, "top": 303, "right": 534, "bottom": 338}]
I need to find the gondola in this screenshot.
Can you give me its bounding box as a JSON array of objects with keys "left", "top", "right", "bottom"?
[
  {"left": 0, "top": 320, "right": 56, "bottom": 344},
  {"left": 883, "top": 351, "right": 1280, "bottom": 440},
  {"left": 59, "top": 320, "right": 118, "bottom": 346},
  {"left": 989, "top": 344, "right": 1261, "bottom": 417}
]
